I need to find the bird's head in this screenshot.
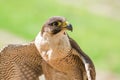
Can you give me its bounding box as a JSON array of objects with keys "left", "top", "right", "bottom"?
[{"left": 41, "top": 16, "right": 73, "bottom": 36}]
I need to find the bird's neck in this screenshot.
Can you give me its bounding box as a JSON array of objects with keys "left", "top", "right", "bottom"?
[
  {"left": 48, "top": 32, "right": 71, "bottom": 51},
  {"left": 35, "top": 32, "right": 72, "bottom": 61}
]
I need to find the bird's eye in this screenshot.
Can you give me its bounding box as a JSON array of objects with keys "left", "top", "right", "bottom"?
[{"left": 52, "top": 21, "right": 61, "bottom": 26}]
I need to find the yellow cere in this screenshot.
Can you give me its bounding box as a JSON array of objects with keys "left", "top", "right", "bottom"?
[{"left": 62, "top": 21, "right": 69, "bottom": 27}]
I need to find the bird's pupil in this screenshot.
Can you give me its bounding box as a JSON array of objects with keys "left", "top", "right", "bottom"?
[{"left": 53, "top": 22, "right": 58, "bottom": 26}]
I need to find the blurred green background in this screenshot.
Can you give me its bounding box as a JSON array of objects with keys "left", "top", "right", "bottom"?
[{"left": 0, "top": 0, "right": 120, "bottom": 75}]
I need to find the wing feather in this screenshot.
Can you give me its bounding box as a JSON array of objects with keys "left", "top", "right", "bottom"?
[
  {"left": 0, "top": 42, "right": 43, "bottom": 80},
  {"left": 69, "top": 37, "right": 96, "bottom": 80}
]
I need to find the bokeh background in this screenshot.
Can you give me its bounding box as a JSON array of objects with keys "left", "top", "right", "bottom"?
[{"left": 0, "top": 0, "right": 120, "bottom": 80}]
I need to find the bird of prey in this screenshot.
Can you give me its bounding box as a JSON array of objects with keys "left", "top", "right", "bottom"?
[
  {"left": 35, "top": 16, "right": 96, "bottom": 80},
  {"left": 0, "top": 42, "right": 43, "bottom": 80}
]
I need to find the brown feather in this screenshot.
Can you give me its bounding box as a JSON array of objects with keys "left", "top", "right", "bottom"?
[
  {"left": 68, "top": 36, "right": 96, "bottom": 80},
  {"left": 0, "top": 42, "right": 43, "bottom": 80}
]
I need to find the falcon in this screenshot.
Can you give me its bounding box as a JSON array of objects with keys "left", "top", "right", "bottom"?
[{"left": 35, "top": 16, "right": 96, "bottom": 80}]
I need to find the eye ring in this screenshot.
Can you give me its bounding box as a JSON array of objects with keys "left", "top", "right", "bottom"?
[{"left": 52, "top": 21, "right": 61, "bottom": 26}]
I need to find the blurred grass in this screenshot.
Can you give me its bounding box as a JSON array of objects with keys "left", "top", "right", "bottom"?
[{"left": 0, "top": 0, "right": 120, "bottom": 74}]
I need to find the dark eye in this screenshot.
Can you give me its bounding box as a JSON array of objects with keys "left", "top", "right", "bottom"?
[
  {"left": 53, "top": 22, "right": 58, "bottom": 26},
  {"left": 51, "top": 21, "right": 61, "bottom": 26}
]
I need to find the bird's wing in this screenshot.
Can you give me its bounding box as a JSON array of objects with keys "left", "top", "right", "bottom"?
[
  {"left": 69, "top": 37, "right": 96, "bottom": 80},
  {"left": 0, "top": 42, "right": 43, "bottom": 80}
]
